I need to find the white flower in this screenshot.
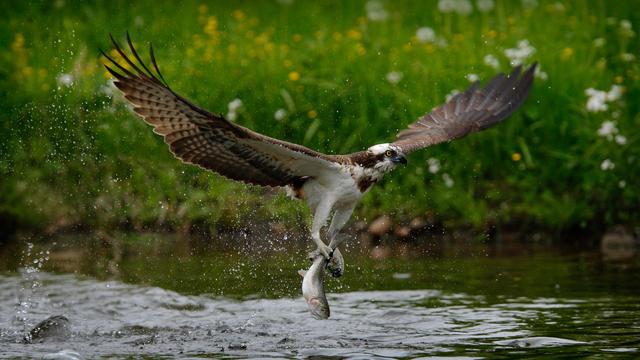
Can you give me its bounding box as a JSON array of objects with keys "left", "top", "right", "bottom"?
[
  {"left": 597, "top": 120, "right": 618, "bottom": 140},
  {"left": 455, "top": 0, "right": 473, "bottom": 15},
  {"left": 585, "top": 85, "right": 624, "bottom": 113},
  {"left": 504, "top": 39, "right": 536, "bottom": 66},
  {"left": 585, "top": 88, "right": 608, "bottom": 112},
  {"left": 615, "top": 135, "right": 627, "bottom": 145},
  {"left": 228, "top": 98, "right": 243, "bottom": 112},
  {"left": 442, "top": 173, "right": 454, "bottom": 187},
  {"left": 619, "top": 180, "right": 626, "bottom": 188},
  {"left": 465, "top": 73, "right": 479, "bottom": 82},
  {"left": 99, "top": 79, "right": 116, "bottom": 96},
  {"left": 601, "top": 159, "right": 615, "bottom": 171},
  {"left": 476, "top": 0, "right": 494, "bottom": 12},
  {"left": 619, "top": 19, "right": 636, "bottom": 37},
  {"left": 607, "top": 85, "right": 623, "bottom": 101},
  {"left": 535, "top": 66, "right": 548, "bottom": 81},
  {"left": 621, "top": 53, "right": 635, "bottom": 62},
  {"left": 227, "top": 98, "right": 242, "bottom": 121},
  {"left": 438, "top": 0, "right": 472, "bottom": 15},
  {"left": 593, "top": 37, "right": 606, "bottom": 47},
  {"left": 445, "top": 89, "right": 460, "bottom": 102},
  {"left": 427, "top": 158, "right": 440, "bottom": 174},
  {"left": 386, "top": 71, "right": 403, "bottom": 85},
  {"left": 274, "top": 108, "right": 287, "bottom": 121},
  {"left": 365, "top": 0, "right": 389, "bottom": 22},
  {"left": 416, "top": 27, "right": 436, "bottom": 43},
  {"left": 56, "top": 73, "right": 74, "bottom": 87},
  {"left": 438, "top": 0, "right": 456, "bottom": 12},
  {"left": 483, "top": 54, "right": 500, "bottom": 70}
]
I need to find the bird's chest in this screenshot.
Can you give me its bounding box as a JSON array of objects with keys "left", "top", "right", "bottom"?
[{"left": 348, "top": 166, "right": 382, "bottom": 194}]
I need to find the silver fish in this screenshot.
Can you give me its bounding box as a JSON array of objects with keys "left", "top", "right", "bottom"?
[{"left": 299, "top": 255, "right": 330, "bottom": 319}]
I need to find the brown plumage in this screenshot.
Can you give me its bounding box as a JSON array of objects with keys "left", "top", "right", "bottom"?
[
  {"left": 102, "top": 33, "right": 343, "bottom": 187},
  {"left": 393, "top": 63, "right": 537, "bottom": 154},
  {"left": 102, "top": 34, "right": 535, "bottom": 184}
]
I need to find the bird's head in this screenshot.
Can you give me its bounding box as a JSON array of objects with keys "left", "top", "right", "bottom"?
[{"left": 366, "top": 143, "right": 407, "bottom": 173}]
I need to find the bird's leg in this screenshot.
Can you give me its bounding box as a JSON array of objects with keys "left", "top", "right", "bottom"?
[
  {"left": 324, "top": 206, "right": 355, "bottom": 277},
  {"left": 308, "top": 200, "right": 333, "bottom": 260},
  {"left": 327, "top": 206, "right": 355, "bottom": 250}
]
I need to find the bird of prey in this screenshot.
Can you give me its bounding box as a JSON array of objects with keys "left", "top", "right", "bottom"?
[{"left": 102, "top": 34, "right": 536, "bottom": 264}]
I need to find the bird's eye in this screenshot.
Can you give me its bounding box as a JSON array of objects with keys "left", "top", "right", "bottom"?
[{"left": 384, "top": 150, "right": 393, "bottom": 157}]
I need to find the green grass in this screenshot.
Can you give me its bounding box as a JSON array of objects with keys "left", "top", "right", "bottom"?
[{"left": 1, "top": 0, "right": 638, "bottom": 236}]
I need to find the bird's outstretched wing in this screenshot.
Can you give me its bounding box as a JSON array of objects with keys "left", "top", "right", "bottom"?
[
  {"left": 392, "top": 64, "right": 536, "bottom": 154},
  {"left": 102, "top": 34, "right": 340, "bottom": 187}
]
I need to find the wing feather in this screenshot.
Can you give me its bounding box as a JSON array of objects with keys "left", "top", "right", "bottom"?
[
  {"left": 102, "top": 34, "right": 340, "bottom": 187},
  {"left": 393, "top": 64, "right": 536, "bottom": 153}
]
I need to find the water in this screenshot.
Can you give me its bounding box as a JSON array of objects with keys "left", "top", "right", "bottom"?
[{"left": 1, "top": 233, "right": 639, "bottom": 358}]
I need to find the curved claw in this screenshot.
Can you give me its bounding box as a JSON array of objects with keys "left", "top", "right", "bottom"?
[
  {"left": 308, "top": 246, "right": 344, "bottom": 278},
  {"left": 326, "top": 248, "right": 344, "bottom": 278},
  {"left": 311, "top": 243, "right": 332, "bottom": 260}
]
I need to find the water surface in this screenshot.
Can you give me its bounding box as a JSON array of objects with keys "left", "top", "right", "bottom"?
[{"left": 0, "top": 233, "right": 638, "bottom": 358}]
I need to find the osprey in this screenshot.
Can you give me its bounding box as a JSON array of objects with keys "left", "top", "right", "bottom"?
[{"left": 103, "top": 34, "right": 535, "bottom": 265}]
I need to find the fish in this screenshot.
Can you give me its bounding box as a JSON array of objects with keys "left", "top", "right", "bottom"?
[{"left": 299, "top": 255, "right": 330, "bottom": 319}]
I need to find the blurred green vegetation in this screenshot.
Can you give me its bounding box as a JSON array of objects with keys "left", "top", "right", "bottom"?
[
  {"left": 1, "top": 0, "right": 638, "bottom": 236},
  {"left": 3, "top": 233, "right": 638, "bottom": 299}
]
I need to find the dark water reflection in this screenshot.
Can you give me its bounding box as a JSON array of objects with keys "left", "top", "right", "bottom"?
[{"left": 0, "top": 233, "right": 639, "bottom": 358}]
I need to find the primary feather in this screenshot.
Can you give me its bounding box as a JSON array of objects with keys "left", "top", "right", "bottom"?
[{"left": 392, "top": 64, "right": 536, "bottom": 153}]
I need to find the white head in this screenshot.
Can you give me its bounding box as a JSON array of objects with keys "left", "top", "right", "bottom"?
[{"left": 367, "top": 143, "right": 407, "bottom": 173}]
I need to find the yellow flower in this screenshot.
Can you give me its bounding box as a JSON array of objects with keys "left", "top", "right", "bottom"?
[
  {"left": 233, "top": 9, "right": 246, "bottom": 21},
  {"left": 355, "top": 43, "right": 366, "bottom": 56},
  {"left": 615, "top": 76, "right": 624, "bottom": 84},
  {"left": 22, "top": 66, "right": 33, "bottom": 77},
  {"left": 283, "top": 59, "right": 293, "bottom": 68},
  {"left": 198, "top": 4, "right": 208, "bottom": 14},
  {"left": 453, "top": 33, "right": 464, "bottom": 42},
  {"left": 512, "top": 153, "right": 522, "bottom": 162},
  {"left": 561, "top": 47, "right": 573, "bottom": 61},
  {"left": 293, "top": 34, "right": 302, "bottom": 42},
  {"left": 204, "top": 16, "right": 218, "bottom": 36},
  {"left": 486, "top": 29, "right": 497, "bottom": 39},
  {"left": 307, "top": 110, "right": 317, "bottom": 118},
  {"left": 11, "top": 33, "right": 25, "bottom": 52},
  {"left": 347, "top": 29, "right": 362, "bottom": 40},
  {"left": 288, "top": 71, "right": 300, "bottom": 81}
]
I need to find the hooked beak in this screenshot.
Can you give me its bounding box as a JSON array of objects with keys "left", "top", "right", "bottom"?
[{"left": 392, "top": 155, "right": 407, "bottom": 165}]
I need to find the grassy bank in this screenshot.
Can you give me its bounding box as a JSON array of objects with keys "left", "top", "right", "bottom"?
[{"left": 1, "top": 0, "right": 638, "bottom": 237}]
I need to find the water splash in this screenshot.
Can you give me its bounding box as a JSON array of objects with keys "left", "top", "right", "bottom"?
[{"left": 14, "top": 241, "right": 52, "bottom": 333}]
